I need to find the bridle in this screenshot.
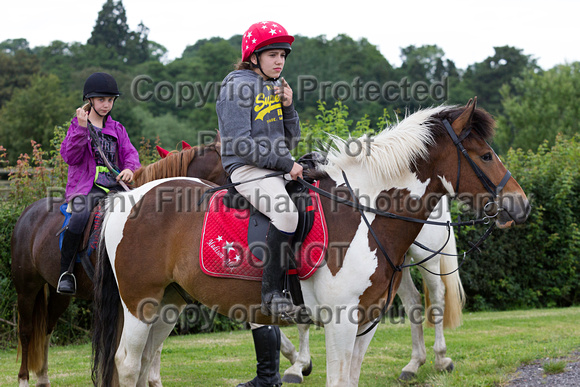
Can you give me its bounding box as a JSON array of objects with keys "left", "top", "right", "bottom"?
[{"left": 442, "top": 119, "right": 512, "bottom": 205}]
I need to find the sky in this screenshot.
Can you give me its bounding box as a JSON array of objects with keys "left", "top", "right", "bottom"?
[{"left": 1, "top": 0, "right": 579, "bottom": 70}]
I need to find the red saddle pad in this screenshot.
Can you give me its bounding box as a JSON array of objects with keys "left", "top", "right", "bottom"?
[{"left": 199, "top": 181, "right": 328, "bottom": 281}]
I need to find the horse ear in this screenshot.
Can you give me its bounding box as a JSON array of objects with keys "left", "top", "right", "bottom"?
[
  {"left": 156, "top": 145, "right": 170, "bottom": 159},
  {"left": 451, "top": 96, "right": 478, "bottom": 134},
  {"left": 181, "top": 141, "right": 192, "bottom": 150}
]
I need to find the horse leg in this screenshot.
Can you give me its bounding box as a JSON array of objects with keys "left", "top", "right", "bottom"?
[
  {"left": 324, "top": 317, "right": 358, "bottom": 386},
  {"left": 143, "top": 290, "right": 185, "bottom": 387},
  {"left": 16, "top": 284, "right": 49, "bottom": 387},
  {"left": 281, "top": 323, "right": 313, "bottom": 384},
  {"left": 396, "top": 264, "right": 426, "bottom": 380},
  {"left": 420, "top": 264, "right": 454, "bottom": 373},
  {"left": 279, "top": 327, "right": 298, "bottom": 364},
  {"left": 115, "top": 309, "right": 153, "bottom": 386},
  {"left": 140, "top": 319, "right": 176, "bottom": 387},
  {"left": 147, "top": 343, "right": 163, "bottom": 387},
  {"left": 33, "top": 290, "right": 72, "bottom": 387},
  {"left": 348, "top": 323, "right": 377, "bottom": 387}
]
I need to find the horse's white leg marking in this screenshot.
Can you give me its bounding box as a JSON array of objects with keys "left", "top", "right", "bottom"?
[
  {"left": 396, "top": 260, "right": 426, "bottom": 377},
  {"left": 421, "top": 263, "right": 452, "bottom": 372},
  {"left": 296, "top": 324, "right": 311, "bottom": 373},
  {"left": 141, "top": 308, "right": 181, "bottom": 387},
  {"left": 116, "top": 310, "right": 152, "bottom": 386},
  {"left": 324, "top": 315, "right": 358, "bottom": 387},
  {"left": 280, "top": 329, "right": 298, "bottom": 365},
  {"left": 147, "top": 343, "right": 163, "bottom": 387},
  {"left": 349, "top": 323, "right": 377, "bottom": 387},
  {"left": 281, "top": 323, "right": 312, "bottom": 383}
]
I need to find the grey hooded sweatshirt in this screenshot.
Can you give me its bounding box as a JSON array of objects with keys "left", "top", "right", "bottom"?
[{"left": 216, "top": 70, "right": 301, "bottom": 175}]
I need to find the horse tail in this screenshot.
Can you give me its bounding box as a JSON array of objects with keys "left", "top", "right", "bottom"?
[
  {"left": 424, "top": 225, "right": 465, "bottom": 329},
  {"left": 17, "top": 284, "right": 49, "bottom": 373},
  {"left": 92, "top": 227, "right": 121, "bottom": 386}
]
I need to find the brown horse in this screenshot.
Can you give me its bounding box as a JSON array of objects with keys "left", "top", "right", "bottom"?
[
  {"left": 92, "top": 100, "right": 530, "bottom": 386},
  {"left": 10, "top": 138, "right": 222, "bottom": 387}
]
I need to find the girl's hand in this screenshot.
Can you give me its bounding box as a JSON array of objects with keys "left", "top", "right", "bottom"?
[
  {"left": 76, "top": 107, "right": 89, "bottom": 128},
  {"left": 275, "top": 78, "right": 293, "bottom": 107},
  {"left": 117, "top": 169, "right": 134, "bottom": 183},
  {"left": 288, "top": 162, "right": 303, "bottom": 181}
]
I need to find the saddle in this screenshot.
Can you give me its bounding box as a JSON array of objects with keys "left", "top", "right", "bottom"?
[{"left": 199, "top": 179, "right": 328, "bottom": 310}]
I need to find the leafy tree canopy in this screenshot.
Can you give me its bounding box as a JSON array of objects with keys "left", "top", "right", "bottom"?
[{"left": 495, "top": 62, "right": 580, "bottom": 153}]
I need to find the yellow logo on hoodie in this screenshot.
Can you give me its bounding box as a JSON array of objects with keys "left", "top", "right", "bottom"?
[{"left": 254, "top": 91, "right": 283, "bottom": 121}]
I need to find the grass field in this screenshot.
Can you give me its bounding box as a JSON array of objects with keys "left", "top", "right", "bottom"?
[{"left": 1, "top": 306, "right": 578, "bottom": 386}]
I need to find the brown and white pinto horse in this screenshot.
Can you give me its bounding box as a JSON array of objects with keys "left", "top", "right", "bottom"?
[
  {"left": 10, "top": 138, "right": 222, "bottom": 387},
  {"left": 92, "top": 101, "right": 530, "bottom": 386}
]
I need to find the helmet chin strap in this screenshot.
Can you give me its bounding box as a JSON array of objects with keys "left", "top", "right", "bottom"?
[
  {"left": 252, "top": 54, "right": 278, "bottom": 82},
  {"left": 87, "top": 97, "right": 116, "bottom": 126}
]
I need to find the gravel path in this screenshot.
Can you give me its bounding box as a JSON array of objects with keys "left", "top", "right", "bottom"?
[{"left": 507, "top": 351, "right": 580, "bottom": 386}]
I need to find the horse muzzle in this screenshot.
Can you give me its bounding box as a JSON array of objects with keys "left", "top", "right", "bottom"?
[{"left": 492, "top": 194, "right": 531, "bottom": 229}]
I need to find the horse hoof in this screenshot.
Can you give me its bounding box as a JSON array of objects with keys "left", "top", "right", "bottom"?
[
  {"left": 445, "top": 362, "right": 455, "bottom": 372},
  {"left": 302, "top": 359, "right": 313, "bottom": 376},
  {"left": 282, "top": 374, "right": 303, "bottom": 384},
  {"left": 398, "top": 371, "right": 416, "bottom": 381}
]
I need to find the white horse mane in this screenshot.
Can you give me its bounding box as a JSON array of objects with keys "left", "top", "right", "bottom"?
[{"left": 322, "top": 106, "right": 448, "bottom": 182}]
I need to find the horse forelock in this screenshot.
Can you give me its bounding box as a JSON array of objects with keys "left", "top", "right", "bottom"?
[
  {"left": 433, "top": 106, "right": 496, "bottom": 142},
  {"left": 322, "top": 106, "right": 446, "bottom": 182}
]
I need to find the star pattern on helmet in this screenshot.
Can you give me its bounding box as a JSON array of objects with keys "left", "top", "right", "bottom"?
[{"left": 243, "top": 21, "right": 289, "bottom": 61}]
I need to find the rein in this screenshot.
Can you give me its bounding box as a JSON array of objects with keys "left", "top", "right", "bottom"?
[
  {"left": 87, "top": 121, "right": 130, "bottom": 192},
  {"left": 196, "top": 171, "right": 285, "bottom": 206}
]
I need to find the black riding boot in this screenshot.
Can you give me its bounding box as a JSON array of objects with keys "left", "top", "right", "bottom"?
[
  {"left": 261, "top": 225, "right": 300, "bottom": 319},
  {"left": 236, "top": 325, "right": 282, "bottom": 387},
  {"left": 56, "top": 229, "right": 82, "bottom": 295}
]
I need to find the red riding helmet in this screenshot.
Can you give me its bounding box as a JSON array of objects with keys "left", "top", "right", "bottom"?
[{"left": 241, "top": 21, "right": 294, "bottom": 62}]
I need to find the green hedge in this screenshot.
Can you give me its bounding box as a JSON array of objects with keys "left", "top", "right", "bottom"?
[{"left": 456, "top": 134, "right": 580, "bottom": 310}]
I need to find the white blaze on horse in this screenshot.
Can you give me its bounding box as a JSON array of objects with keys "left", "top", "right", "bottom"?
[{"left": 91, "top": 100, "right": 530, "bottom": 386}]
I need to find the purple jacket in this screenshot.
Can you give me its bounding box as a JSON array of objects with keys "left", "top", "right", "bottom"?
[{"left": 60, "top": 116, "right": 141, "bottom": 202}]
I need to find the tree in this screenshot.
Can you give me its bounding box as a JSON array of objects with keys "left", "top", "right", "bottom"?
[
  {"left": 0, "top": 74, "right": 75, "bottom": 163},
  {"left": 462, "top": 46, "right": 538, "bottom": 116},
  {"left": 88, "top": 0, "right": 130, "bottom": 54},
  {"left": 0, "top": 42, "right": 40, "bottom": 108},
  {"left": 495, "top": 62, "right": 580, "bottom": 154},
  {"left": 391, "top": 44, "right": 460, "bottom": 112},
  {"left": 87, "top": 0, "right": 153, "bottom": 66},
  {"left": 0, "top": 38, "right": 32, "bottom": 54},
  {"left": 398, "top": 44, "right": 451, "bottom": 83}
]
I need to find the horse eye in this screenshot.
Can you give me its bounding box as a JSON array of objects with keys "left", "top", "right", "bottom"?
[{"left": 481, "top": 152, "right": 493, "bottom": 162}]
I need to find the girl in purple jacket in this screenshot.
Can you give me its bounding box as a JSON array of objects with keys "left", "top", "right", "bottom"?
[{"left": 57, "top": 72, "right": 140, "bottom": 295}]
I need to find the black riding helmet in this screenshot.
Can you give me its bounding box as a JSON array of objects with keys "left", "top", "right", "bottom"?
[
  {"left": 83, "top": 72, "right": 120, "bottom": 100},
  {"left": 83, "top": 72, "right": 120, "bottom": 121}
]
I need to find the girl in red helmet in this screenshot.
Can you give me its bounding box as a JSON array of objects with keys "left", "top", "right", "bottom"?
[
  {"left": 217, "top": 21, "right": 301, "bottom": 387},
  {"left": 57, "top": 72, "right": 140, "bottom": 295}
]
